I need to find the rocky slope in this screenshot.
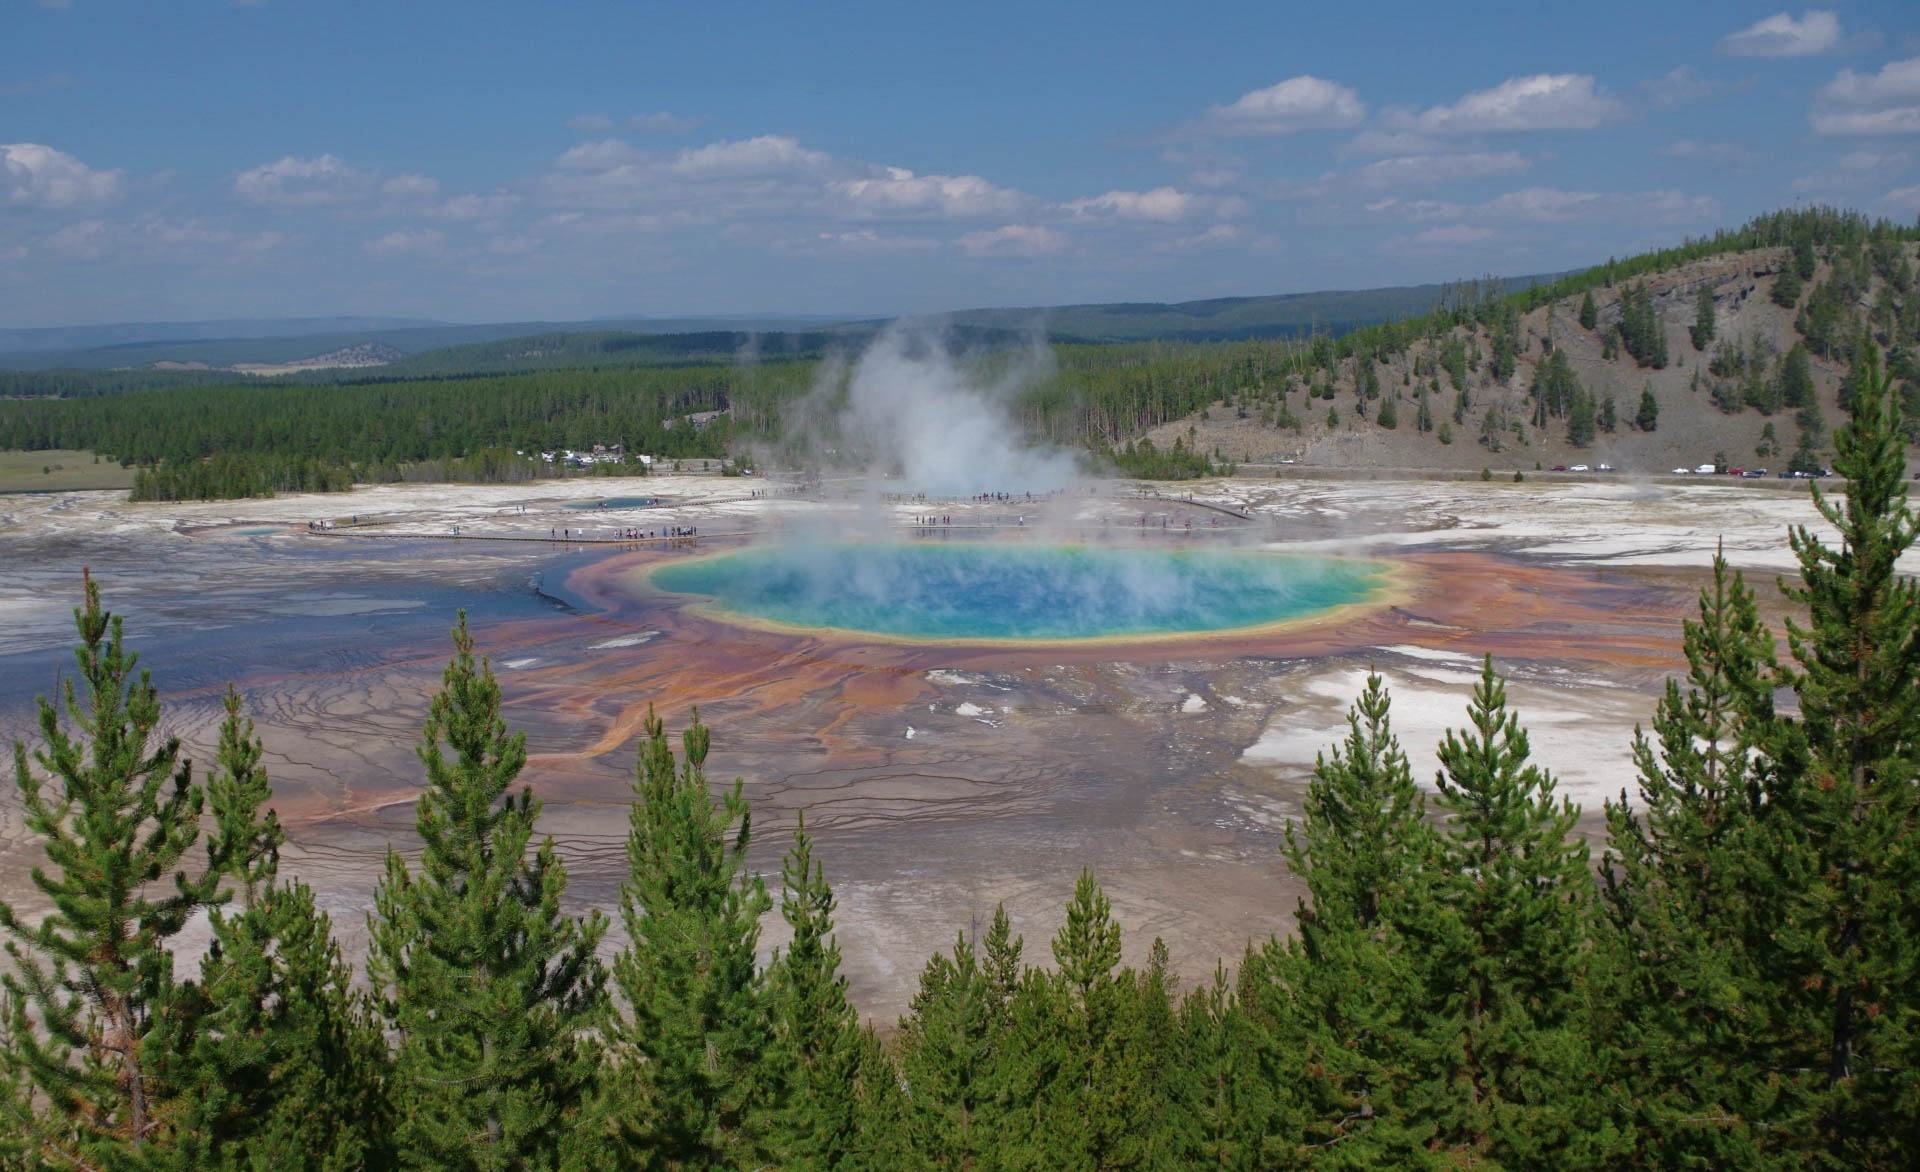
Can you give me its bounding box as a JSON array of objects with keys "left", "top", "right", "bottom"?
[{"left": 1145, "top": 242, "right": 1920, "bottom": 478}]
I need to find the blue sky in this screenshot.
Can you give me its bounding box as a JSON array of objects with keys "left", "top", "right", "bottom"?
[{"left": 4, "top": 1, "right": 1918, "bottom": 327}]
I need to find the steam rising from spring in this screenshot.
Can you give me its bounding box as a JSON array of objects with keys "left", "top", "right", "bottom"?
[{"left": 825, "top": 320, "right": 1083, "bottom": 495}]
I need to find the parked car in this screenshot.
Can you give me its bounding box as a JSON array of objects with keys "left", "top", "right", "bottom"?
[
  {"left": 1727, "top": 467, "right": 1744, "bottom": 477},
  {"left": 1694, "top": 463, "right": 1717, "bottom": 474},
  {"left": 1550, "top": 465, "right": 1568, "bottom": 472},
  {"left": 1673, "top": 467, "right": 1691, "bottom": 475},
  {"left": 1570, "top": 463, "right": 1590, "bottom": 472},
  {"left": 1596, "top": 463, "right": 1614, "bottom": 472},
  {"left": 1744, "top": 468, "right": 1768, "bottom": 478}
]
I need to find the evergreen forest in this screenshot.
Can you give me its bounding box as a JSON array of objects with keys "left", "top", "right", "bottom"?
[
  {"left": 4, "top": 348, "right": 1919, "bottom": 1169},
  {"left": 4, "top": 207, "right": 1918, "bottom": 497}
]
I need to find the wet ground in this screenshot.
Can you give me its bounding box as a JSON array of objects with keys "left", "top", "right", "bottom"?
[{"left": 0, "top": 473, "right": 1873, "bottom": 1024}]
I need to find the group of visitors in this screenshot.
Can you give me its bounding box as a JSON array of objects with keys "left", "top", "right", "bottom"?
[{"left": 545, "top": 526, "right": 698, "bottom": 541}]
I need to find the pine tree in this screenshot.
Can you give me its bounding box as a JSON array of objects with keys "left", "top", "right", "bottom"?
[
  {"left": 608, "top": 706, "right": 774, "bottom": 1170},
  {"left": 1375, "top": 393, "right": 1398, "bottom": 429},
  {"left": 1167, "top": 965, "right": 1276, "bottom": 1169},
  {"left": 366, "top": 611, "right": 608, "bottom": 1171},
  {"left": 1568, "top": 388, "right": 1597, "bottom": 447},
  {"left": 1599, "top": 553, "right": 1782, "bottom": 1163},
  {"left": 765, "top": 814, "right": 864, "bottom": 1171},
  {"left": 1773, "top": 260, "right": 1804, "bottom": 308},
  {"left": 1743, "top": 345, "right": 1920, "bottom": 1163},
  {"left": 1037, "top": 870, "right": 1155, "bottom": 1171},
  {"left": 1781, "top": 342, "right": 1815, "bottom": 409},
  {"left": 158, "top": 688, "right": 387, "bottom": 1169},
  {"left": 1636, "top": 387, "right": 1659, "bottom": 432},
  {"left": 1578, "top": 289, "right": 1598, "bottom": 331},
  {"left": 1791, "top": 403, "right": 1828, "bottom": 474},
  {"left": 896, "top": 930, "right": 1006, "bottom": 1167},
  {"left": 1424, "top": 657, "right": 1619, "bottom": 1167},
  {"left": 1693, "top": 285, "right": 1718, "bottom": 350},
  {"left": 1264, "top": 673, "right": 1445, "bottom": 1164},
  {"left": 0, "top": 572, "right": 218, "bottom": 1162}
]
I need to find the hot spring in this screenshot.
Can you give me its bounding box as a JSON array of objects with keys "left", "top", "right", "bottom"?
[{"left": 645, "top": 542, "right": 1397, "bottom": 644}]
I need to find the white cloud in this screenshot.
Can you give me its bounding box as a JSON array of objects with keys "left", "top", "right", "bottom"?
[
  {"left": 488, "top": 234, "right": 542, "bottom": 255},
  {"left": 1150, "top": 224, "right": 1274, "bottom": 253},
  {"left": 135, "top": 217, "right": 283, "bottom": 253},
  {"left": 956, "top": 224, "right": 1068, "bottom": 258},
  {"left": 1059, "top": 186, "right": 1246, "bottom": 222},
  {"left": 1388, "top": 74, "right": 1624, "bottom": 134},
  {"left": 1821, "top": 57, "right": 1920, "bottom": 107},
  {"left": 1, "top": 143, "right": 123, "bottom": 209},
  {"left": 1659, "top": 139, "right": 1760, "bottom": 165},
  {"left": 1185, "top": 167, "right": 1241, "bottom": 189},
  {"left": 1812, "top": 57, "right": 1920, "bottom": 136},
  {"left": 1202, "top": 76, "right": 1366, "bottom": 135},
  {"left": 670, "top": 135, "right": 831, "bottom": 177},
  {"left": 49, "top": 219, "right": 106, "bottom": 258},
  {"left": 629, "top": 111, "right": 699, "bottom": 133},
  {"left": 1793, "top": 149, "right": 1913, "bottom": 191},
  {"left": 831, "top": 168, "right": 1026, "bottom": 219},
  {"left": 1879, "top": 184, "right": 1920, "bottom": 212},
  {"left": 1409, "top": 225, "right": 1496, "bottom": 248},
  {"left": 234, "top": 154, "right": 368, "bottom": 205},
  {"left": 1274, "top": 151, "right": 1530, "bottom": 201},
  {"left": 364, "top": 227, "right": 445, "bottom": 257},
  {"left": 811, "top": 229, "right": 942, "bottom": 254},
  {"left": 1337, "top": 129, "right": 1452, "bottom": 158},
  {"left": 541, "top": 134, "right": 1045, "bottom": 238},
  {"left": 1720, "top": 10, "right": 1842, "bottom": 58},
  {"left": 1479, "top": 186, "right": 1717, "bottom": 225},
  {"left": 1364, "top": 197, "right": 1467, "bottom": 222},
  {"left": 382, "top": 173, "right": 440, "bottom": 199},
  {"left": 570, "top": 111, "right": 699, "bottom": 134},
  {"left": 1639, "top": 66, "right": 1723, "bottom": 107},
  {"left": 555, "top": 139, "right": 643, "bottom": 171},
  {"left": 1810, "top": 108, "right": 1920, "bottom": 136},
  {"left": 438, "top": 191, "right": 521, "bottom": 221},
  {"left": 1346, "top": 151, "right": 1529, "bottom": 190},
  {"left": 1479, "top": 187, "right": 1605, "bottom": 223}
]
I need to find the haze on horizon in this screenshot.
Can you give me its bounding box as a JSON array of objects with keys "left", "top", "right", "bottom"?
[{"left": 4, "top": 1, "right": 1918, "bottom": 330}]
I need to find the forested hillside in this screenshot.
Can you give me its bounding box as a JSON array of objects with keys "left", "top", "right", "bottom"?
[
  {"left": 4, "top": 352, "right": 1917, "bottom": 1168},
  {"left": 2, "top": 207, "right": 1917, "bottom": 496},
  {"left": 1143, "top": 207, "right": 1920, "bottom": 474}
]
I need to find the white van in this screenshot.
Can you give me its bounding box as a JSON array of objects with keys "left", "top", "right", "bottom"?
[{"left": 1694, "top": 463, "right": 1717, "bottom": 475}]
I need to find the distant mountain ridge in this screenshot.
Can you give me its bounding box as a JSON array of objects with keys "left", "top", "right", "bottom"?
[
  {"left": 0, "top": 316, "right": 879, "bottom": 371},
  {"left": 932, "top": 274, "right": 1572, "bottom": 343},
  {"left": 0, "top": 317, "right": 449, "bottom": 355},
  {"left": 0, "top": 276, "right": 1570, "bottom": 372}
]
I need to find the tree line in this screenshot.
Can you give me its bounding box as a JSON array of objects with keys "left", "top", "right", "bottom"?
[
  {"left": 4, "top": 351, "right": 1918, "bottom": 1169},
  {"left": 3, "top": 207, "right": 1917, "bottom": 500}
]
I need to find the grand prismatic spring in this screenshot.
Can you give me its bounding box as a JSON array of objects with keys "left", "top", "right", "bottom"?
[
  {"left": 3, "top": 474, "right": 1853, "bottom": 1023},
  {"left": 644, "top": 542, "right": 1396, "bottom": 644}
]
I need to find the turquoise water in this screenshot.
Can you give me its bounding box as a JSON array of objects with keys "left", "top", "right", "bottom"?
[
  {"left": 648, "top": 542, "right": 1389, "bottom": 642},
  {"left": 233, "top": 527, "right": 281, "bottom": 536},
  {"left": 565, "top": 496, "right": 664, "bottom": 510}
]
